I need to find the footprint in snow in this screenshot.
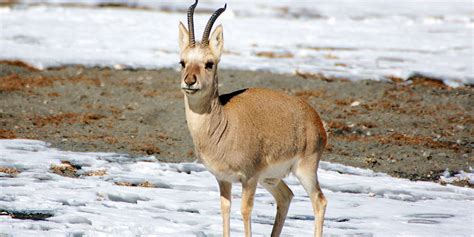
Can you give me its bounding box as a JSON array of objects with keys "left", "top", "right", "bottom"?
[{"left": 406, "top": 213, "right": 455, "bottom": 225}]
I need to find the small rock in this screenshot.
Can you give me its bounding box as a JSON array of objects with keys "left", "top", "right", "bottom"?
[
  {"left": 455, "top": 125, "right": 464, "bottom": 130},
  {"left": 113, "top": 64, "right": 125, "bottom": 70},
  {"left": 350, "top": 101, "right": 361, "bottom": 107}
]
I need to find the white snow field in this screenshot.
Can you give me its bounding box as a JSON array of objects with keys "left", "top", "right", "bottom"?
[
  {"left": 0, "top": 139, "right": 473, "bottom": 236},
  {"left": 1, "top": 0, "right": 473, "bottom": 86}
]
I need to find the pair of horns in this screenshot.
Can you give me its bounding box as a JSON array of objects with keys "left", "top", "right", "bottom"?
[{"left": 187, "top": 0, "right": 226, "bottom": 47}]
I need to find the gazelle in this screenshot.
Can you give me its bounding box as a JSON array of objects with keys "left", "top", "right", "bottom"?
[{"left": 178, "top": 1, "right": 327, "bottom": 236}]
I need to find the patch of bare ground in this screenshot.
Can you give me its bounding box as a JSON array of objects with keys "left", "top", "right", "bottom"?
[
  {"left": 1, "top": 61, "right": 472, "bottom": 186},
  {"left": 50, "top": 161, "right": 107, "bottom": 177},
  {"left": 0, "top": 167, "right": 20, "bottom": 176},
  {"left": 115, "top": 181, "right": 156, "bottom": 188},
  {"left": 294, "top": 70, "right": 347, "bottom": 82},
  {"left": 255, "top": 51, "right": 294, "bottom": 59},
  {"left": 83, "top": 169, "right": 107, "bottom": 176},
  {"left": 50, "top": 161, "right": 80, "bottom": 178}
]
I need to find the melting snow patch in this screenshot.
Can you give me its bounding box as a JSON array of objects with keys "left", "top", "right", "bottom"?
[
  {"left": 0, "top": 1, "right": 472, "bottom": 86},
  {"left": 0, "top": 139, "right": 473, "bottom": 236},
  {"left": 106, "top": 191, "right": 150, "bottom": 204}
]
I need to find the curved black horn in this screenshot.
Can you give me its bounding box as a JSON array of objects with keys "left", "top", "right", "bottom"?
[
  {"left": 201, "top": 3, "right": 226, "bottom": 46},
  {"left": 187, "top": 0, "right": 198, "bottom": 47}
]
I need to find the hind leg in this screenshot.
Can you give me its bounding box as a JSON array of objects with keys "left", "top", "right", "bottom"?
[
  {"left": 260, "top": 179, "right": 294, "bottom": 237},
  {"left": 241, "top": 176, "right": 258, "bottom": 237},
  {"left": 293, "top": 155, "right": 327, "bottom": 237}
]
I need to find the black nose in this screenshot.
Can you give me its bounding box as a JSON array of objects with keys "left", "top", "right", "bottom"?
[{"left": 184, "top": 74, "right": 197, "bottom": 86}]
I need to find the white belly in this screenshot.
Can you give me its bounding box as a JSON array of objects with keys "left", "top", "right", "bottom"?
[
  {"left": 259, "top": 158, "right": 297, "bottom": 180},
  {"left": 201, "top": 155, "right": 298, "bottom": 183},
  {"left": 201, "top": 160, "right": 246, "bottom": 183}
]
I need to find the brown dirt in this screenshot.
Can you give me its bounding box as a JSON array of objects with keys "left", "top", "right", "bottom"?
[{"left": 0, "top": 62, "right": 472, "bottom": 186}]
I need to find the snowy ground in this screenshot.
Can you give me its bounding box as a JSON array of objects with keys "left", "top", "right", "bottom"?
[
  {"left": 0, "top": 0, "right": 473, "bottom": 86},
  {"left": 0, "top": 139, "right": 473, "bottom": 236}
]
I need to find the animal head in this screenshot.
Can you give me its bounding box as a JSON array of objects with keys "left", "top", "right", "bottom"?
[{"left": 178, "top": 0, "right": 226, "bottom": 97}]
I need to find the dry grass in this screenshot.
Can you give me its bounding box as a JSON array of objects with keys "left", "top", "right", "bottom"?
[
  {"left": 0, "top": 60, "right": 38, "bottom": 71},
  {"left": 69, "top": 76, "right": 101, "bottom": 87},
  {"left": 50, "top": 161, "right": 79, "bottom": 178},
  {"left": 335, "top": 63, "right": 348, "bottom": 67},
  {"left": 47, "top": 92, "right": 61, "bottom": 97},
  {"left": 104, "top": 136, "right": 118, "bottom": 145},
  {"left": 0, "top": 69, "right": 101, "bottom": 92},
  {"left": 294, "top": 90, "right": 326, "bottom": 100},
  {"left": 337, "top": 133, "right": 461, "bottom": 151},
  {"left": 323, "top": 54, "right": 339, "bottom": 59},
  {"left": 115, "top": 181, "right": 156, "bottom": 188},
  {"left": 379, "top": 133, "right": 460, "bottom": 150},
  {"left": 388, "top": 75, "right": 449, "bottom": 89},
  {"left": 255, "top": 51, "right": 294, "bottom": 59},
  {"left": 0, "top": 129, "right": 16, "bottom": 139},
  {"left": 294, "top": 70, "right": 344, "bottom": 82},
  {"left": 0, "top": 74, "right": 55, "bottom": 91},
  {"left": 83, "top": 169, "right": 107, "bottom": 176},
  {"left": 327, "top": 120, "right": 351, "bottom": 134},
  {"left": 32, "top": 113, "right": 106, "bottom": 127},
  {"left": 134, "top": 143, "right": 161, "bottom": 155},
  {"left": 81, "top": 113, "right": 107, "bottom": 124},
  {"left": 0, "top": 167, "right": 20, "bottom": 175},
  {"left": 334, "top": 99, "right": 352, "bottom": 106},
  {"left": 223, "top": 50, "right": 241, "bottom": 56},
  {"left": 409, "top": 76, "right": 448, "bottom": 89},
  {"left": 33, "top": 113, "right": 79, "bottom": 127}
]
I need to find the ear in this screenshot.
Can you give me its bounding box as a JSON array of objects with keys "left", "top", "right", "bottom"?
[
  {"left": 209, "top": 24, "right": 224, "bottom": 59},
  {"left": 178, "top": 22, "right": 190, "bottom": 51}
]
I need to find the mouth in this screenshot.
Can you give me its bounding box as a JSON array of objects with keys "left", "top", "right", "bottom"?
[{"left": 182, "top": 87, "right": 200, "bottom": 94}]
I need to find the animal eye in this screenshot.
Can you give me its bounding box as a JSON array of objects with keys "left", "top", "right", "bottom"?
[
  {"left": 180, "top": 60, "right": 185, "bottom": 68},
  {"left": 205, "top": 61, "right": 214, "bottom": 70}
]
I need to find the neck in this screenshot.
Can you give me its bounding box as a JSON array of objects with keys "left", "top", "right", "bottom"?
[
  {"left": 184, "top": 81, "right": 225, "bottom": 140},
  {"left": 185, "top": 86, "right": 220, "bottom": 115}
]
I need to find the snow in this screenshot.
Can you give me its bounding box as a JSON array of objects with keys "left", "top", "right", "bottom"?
[
  {"left": 0, "top": 139, "right": 473, "bottom": 236},
  {"left": 441, "top": 168, "right": 474, "bottom": 186},
  {"left": 0, "top": 1, "right": 473, "bottom": 86}
]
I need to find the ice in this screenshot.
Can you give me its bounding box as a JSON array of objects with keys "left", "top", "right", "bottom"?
[
  {"left": 0, "top": 1, "right": 472, "bottom": 86},
  {"left": 0, "top": 139, "right": 473, "bottom": 236}
]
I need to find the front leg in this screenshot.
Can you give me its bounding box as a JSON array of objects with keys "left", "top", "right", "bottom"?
[
  {"left": 218, "top": 180, "right": 232, "bottom": 237},
  {"left": 241, "top": 176, "right": 258, "bottom": 237}
]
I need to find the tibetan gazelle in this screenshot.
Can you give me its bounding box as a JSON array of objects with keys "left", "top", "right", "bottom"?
[{"left": 178, "top": 1, "right": 327, "bottom": 236}]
